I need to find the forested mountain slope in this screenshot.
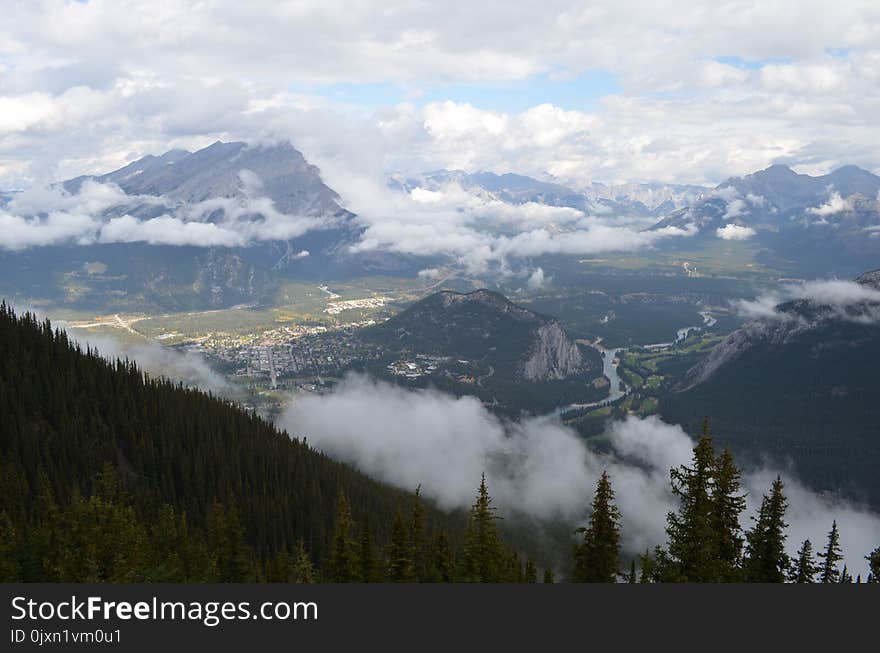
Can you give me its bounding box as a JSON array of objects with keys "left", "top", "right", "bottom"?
[{"left": 0, "top": 302, "right": 458, "bottom": 580}]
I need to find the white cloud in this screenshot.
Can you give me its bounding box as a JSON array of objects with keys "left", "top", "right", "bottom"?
[
  {"left": 723, "top": 198, "right": 748, "bottom": 219},
  {"left": 2, "top": 2, "right": 880, "bottom": 191},
  {"left": 716, "top": 223, "right": 756, "bottom": 240},
  {"left": 99, "top": 215, "right": 245, "bottom": 247},
  {"left": 807, "top": 191, "right": 854, "bottom": 216},
  {"left": 735, "top": 278, "right": 880, "bottom": 322},
  {"left": 0, "top": 172, "right": 338, "bottom": 250},
  {"left": 527, "top": 267, "right": 549, "bottom": 289},
  {"left": 280, "top": 375, "right": 880, "bottom": 575},
  {"left": 417, "top": 267, "right": 442, "bottom": 279}
]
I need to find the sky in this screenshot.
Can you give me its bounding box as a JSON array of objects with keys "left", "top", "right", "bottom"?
[{"left": 2, "top": 0, "right": 880, "bottom": 192}]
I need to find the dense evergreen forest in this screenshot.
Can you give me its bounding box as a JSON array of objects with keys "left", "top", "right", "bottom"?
[
  {"left": 0, "top": 303, "right": 464, "bottom": 581},
  {"left": 1, "top": 302, "right": 877, "bottom": 582}
]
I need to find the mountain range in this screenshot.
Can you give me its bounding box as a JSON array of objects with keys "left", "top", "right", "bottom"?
[
  {"left": 651, "top": 164, "right": 880, "bottom": 275},
  {"left": 389, "top": 169, "right": 707, "bottom": 217},
  {"left": 2, "top": 139, "right": 879, "bottom": 312}
]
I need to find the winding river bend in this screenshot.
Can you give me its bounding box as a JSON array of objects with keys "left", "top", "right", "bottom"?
[{"left": 559, "top": 311, "right": 716, "bottom": 417}]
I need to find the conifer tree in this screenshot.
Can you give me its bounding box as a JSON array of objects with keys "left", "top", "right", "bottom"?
[
  {"left": 573, "top": 471, "right": 621, "bottom": 583},
  {"left": 866, "top": 546, "right": 880, "bottom": 583},
  {"left": 292, "top": 539, "right": 315, "bottom": 583},
  {"left": 626, "top": 559, "right": 637, "bottom": 583},
  {"left": 742, "top": 477, "right": 789, "bottom": 583},
  {"left": 789, "top": 539, "right": 818, "bottom": 584},
  {"left": 385, "top": 511, "right": 413, "bottom": 582},
  {"left": 460, "top": 475, "right": 504, "bottom": 582},
  {"left": 408, "top": 487, "right": 428, "bottom": 581},
  {"left": 359, "top": 517, "right": 378, "bottom": 583},
  {"left": 818, "top": 521, "right": 843, "bottom": 584},
  {"left": 839, "top": 566, "right": 853, "bottom": 583},
  {"left": 524, "top": 558, "right": 537, "bottom": 583},
  {"left": 711, "top": 448, "right": 747, "bottom": 580},
  {"left": 426, "top": 530, "right": 455, "bottom": 583},
  {"left": 327, "top": 493, "right": 359, "bottom": 582},
  {"left": 543, "top": 568, "right": 554, "bottom": 583},
  {"left": 665, "top": 430, "right": 717, "bottom": 581}
]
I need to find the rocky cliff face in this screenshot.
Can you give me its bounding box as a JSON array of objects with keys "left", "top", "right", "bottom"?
[{"left": 521, "top": 321, "right": 584, "bottom": 381}]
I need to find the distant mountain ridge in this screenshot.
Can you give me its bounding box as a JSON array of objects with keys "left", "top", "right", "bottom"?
[
  {"left": 650, "top": 164, "right": 880, "bottom": 275},
  {"left": 390, "top": 170, "right": 707, "bottom": 217}
]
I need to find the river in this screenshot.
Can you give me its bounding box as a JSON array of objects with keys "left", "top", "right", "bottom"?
[{"left": 559, "top": 310, "right": 716, "bottom": 417}]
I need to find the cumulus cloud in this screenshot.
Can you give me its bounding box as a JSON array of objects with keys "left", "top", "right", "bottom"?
[
  {"left": 735, "top": 278, "right": 880, "bottom": 322},
  {"left": 417, "top": 268, "right": 442, "bottom": 280},
  {"left": 280, "top": 375, "right": 880, "bottom": 575},
  {"left": 716, "top": 223, "right": 757, "bottom": 240},
  {"left": 723, "top": 198, "right": 748, "bottom": 219},
  {"left": 2, "top": 2, "right": 880, "bottom": 193},
  {"left": 527, "top": 267, "right": 549, "bottom": 290},
  {"left": 807, "top": 192, "right": 854, "bottom": 217}
]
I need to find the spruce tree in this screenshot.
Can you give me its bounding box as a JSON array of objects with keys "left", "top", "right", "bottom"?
[
  {"left": 665, "top": 431, "right": 717, "bottom": 581},
  {"left": 359, "top": 517, "right": 378, "bottom": 583},
  {"left": 818, "top": 520, "right": 843, "bottom": 584},
  {"left": 711, "top": 448, "right": 747, "bottom": 581},
  {"left": 524, "top": 558, "right": 538, "bottom": 583},
  {"left": 292, "top": 539, "right": 315, "bottom": 583},
  {"left": 385, "top": 511, "right": 413, "bottom": 582},
  {"left": 426, "top": 530, "right": 455, "bottom": 583},
  {"left": 460, "top": 475, "right": 504, "bottom": 582},
  {"left": 742, "top": 477, "right": 789, "bottom": 583},
  {"left": 866, "top": 546, "right": 880, "bottom": 583},
  {"left": 408, "top": 487, "right": 428, "bottom": 581},
  {"left": 626, "top": 559, "right": 637, "bottom": 583},
  {"left": 543, "top": 568, "right": 554, "bottom": 583},
  {"left": 789, "top": 539, "right": 818, "bottom": 584},
  {"left": 327, "top": 493, "right": 359, "bottom": 582},
  {"left": 573, "top": 471, "right": 621, "bottom": 583}
]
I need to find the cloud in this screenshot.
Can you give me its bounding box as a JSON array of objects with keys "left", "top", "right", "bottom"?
[
  {"left": 82, "top": 336, "right": 231, "bottom": 395},
  {"left": 280, "top": 374, "right": 880, "bottom": 575},
  {"left": 807, "top": 191, "right": 854, "bottom": 216},
  {"left": 735, "top": 278, "right": 880, "bottom": 322},
  {"left": 340, "top": 172, "right": 695, "bottom": 272},
  {"left": 417, "top": 267, "right": 442, "bottom": 279},
  {"left": 723, "top": 198, "right": 748, "bottom": 219},
  {"left": 2, "top": 2, "right": 880, "bottom": 193},
  {"left": 99, "top": 215, "right": 246, "bottom": 247},
  {"left": 527, "top": 267, "right": 549, "bottom": 289},
  {"left": 8, "top": 300, "right": 233, "bottom": 393},
  {"left": 0, "top": 171, "right": 338, "bottom": 250},
  {"left": 716, "top": 223, "right": 756, "bottom": 240}
]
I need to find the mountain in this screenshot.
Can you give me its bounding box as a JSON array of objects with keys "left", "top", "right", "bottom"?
[
  {"left": 660, "top": 270, "right": 880, "bottom": 506},
  {"left": 63, "top": 140, "right": 345, "bottom": 218},
  {"left": 651, "top": 164, "right": 880, "bottom": 275},
  {"left": 364, "top": 289, "right": 586, "bottom": 381},
  {"left": 0, "top": 141, "right": 418, "bottom": 311},
  {"left": 355, "top": 289, "right": 606, "bottom": 415},
  {"left": 0, "top": 302, "right": 465, "bottom": 580},
  {"left": 391, "top": 170, "right": 707, "bottom": 217}
]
